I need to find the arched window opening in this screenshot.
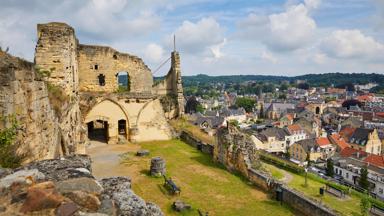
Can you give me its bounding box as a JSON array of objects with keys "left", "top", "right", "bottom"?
[
  {"left": 315, "top": 107, "right": 320, "bottom": 115},
  {"left": 116, "top": 71, "right": 130, "bottom": 92},
  {"left": 98, "top": 74, "right": 106, "bottom": 86}
]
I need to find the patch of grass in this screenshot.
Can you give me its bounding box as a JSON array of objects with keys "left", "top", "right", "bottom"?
[
  {"left": 122, "top": 140, "right": 294, "bottom": 216},
  {"left": 170, "top": 118, "right": 216, "bottom": 145},
  {"left": 277, "top": 167, "right": 361, "bottom": 215},
  {"left": 262, "top": 163, "right": 284, "bottom": 180}
]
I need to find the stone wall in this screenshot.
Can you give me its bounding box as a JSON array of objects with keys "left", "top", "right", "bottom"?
[
  {"left": 180, "top": 131, "right": 214, "bottom": 155},
  {"left": 78, "top": 45, "right": 153, "bottom": 93},
  {"left": 0, "top": 51, "right": 61, "bottom": 162},
  {"left": 35, "top": 22, "right": 86, "bottom": 156},
  {"left": 279, "top": 185, "right": 338, "bottom": 216},
  {"left": 35, "top": 22, "right": 78, "bottom": 96},
  {"left": 215, "top": 124, "right": 339, "bottom": 216}
]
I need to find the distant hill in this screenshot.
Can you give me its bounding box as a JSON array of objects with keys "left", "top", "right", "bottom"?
[{"left": 179, "top": 73, "right": 384, "bottom": 85}]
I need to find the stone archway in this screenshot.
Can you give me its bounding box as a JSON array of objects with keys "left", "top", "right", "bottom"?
[{"left": 85, "top": 99, "right": 130, "bottom": 144}]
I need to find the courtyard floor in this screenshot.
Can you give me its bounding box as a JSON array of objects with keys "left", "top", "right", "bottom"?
[{"left": 87, "top": 139, "right": 295, "bottom": 216}]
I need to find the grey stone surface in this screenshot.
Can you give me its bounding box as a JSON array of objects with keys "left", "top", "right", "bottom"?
[
  {"left": 172, "top": 200, "right": 191, "bottom": 212},
  {"left": 99, "top": 177, "right": 163, "bottom": 216},
  {"left": 0, "top": 168, "right": 13, "bottom": 179},
  {"left": 23, "top": 155, "right": 93, "bottom": 181},
  {"left": 136, "top": 150, "right": 150, "bottom": 157},
  {"left": 0, "top": 169, "right": 45, "bottom": 189},
  {"left": 56, "top": 177, "right": 103, "bottom": 195}
]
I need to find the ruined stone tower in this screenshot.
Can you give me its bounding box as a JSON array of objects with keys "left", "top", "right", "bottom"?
[
  {"left": 1, "top": 22, "right": 185, "bottom": 162},
  {"left": 171, "top": 51, "right": 185, "bottom": 116}
]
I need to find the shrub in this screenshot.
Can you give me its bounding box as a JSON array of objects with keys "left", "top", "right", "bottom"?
[
  {"left": 0, "top": 115, "right": 21, "bottom": 168},
  {"left": 47, "top": 82, "right": 68, "bottom": 117}
]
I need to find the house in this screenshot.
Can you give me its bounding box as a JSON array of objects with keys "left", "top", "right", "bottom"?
[
  {"left": 341, "top": 116, "right": 363, "bottom": 128},
  {"left": 316, "top": 137, "right": 335, "bottom": 160},
  {"left": 220, "top": 107, "right": 247, "bottom": 126},
  {"left": 295, "top": 116, "right": 320, "bottom": 138},
  {"left": 333, "top": 157, "right": 384, "bottom": 199},
  {"left": 289, "top": 139, "right": 322, "bottom": 164},
  {"left": 250, "top": 127, "right": 289, "bottom": 153},
  {"left": 285, "top": 124, "right": 307, "bottom": 145},
  {"left": 263, "top": 103, "right": 295, "bottom": 120},
  {"left": 348, "top": 128, "right": 382, "bottom": 155},
  {"left": 279, "top": 113, "right": 294, "bottom": 127},
  {"left": 329, "top": 133, "right": 350, "bottom": 152}
]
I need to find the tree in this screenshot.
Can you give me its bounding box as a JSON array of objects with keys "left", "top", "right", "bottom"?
[
  {"left": 185, "top": 96, "right": 201, "bottom": 114},
  {"left": 306, "top": 153, "right": 311, "bottom": 167},
  {"left": 196, "top": 104, "right": 205, "bottom": 113},
  {"left": 326, "top": 159, "right": 334, "bottom": 177},
  {"left": 359, "top": 166, "right": 369, "bottom": 190},
  {"left": 360, "top": 194, "right": 371, "bottom": 216},
  {"left": 297, "top": 83, "right": 310, "bottom": 90},
  {"left": 235, "top": 97, "right": 256, "bottom": 113}
]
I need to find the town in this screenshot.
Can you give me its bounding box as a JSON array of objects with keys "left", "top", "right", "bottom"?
[{"left": 1, "top": 0, "right": 384, "bottom": 216}]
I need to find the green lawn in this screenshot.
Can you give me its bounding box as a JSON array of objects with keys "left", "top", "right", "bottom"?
[
  {"left": 121, "top": 140, "right": 295, "bottom": 216},
  {"left": 262, "top": 162, "right": 362, "bottom": 216}
]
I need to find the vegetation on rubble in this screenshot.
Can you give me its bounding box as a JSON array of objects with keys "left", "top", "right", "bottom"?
[{"left": 0, "top": 115, "right": 21, "bottom": 168}]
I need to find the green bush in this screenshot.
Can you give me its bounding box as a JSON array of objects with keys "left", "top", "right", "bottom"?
[{"left": 0, "top": 115, "right": 21, "bottom": 168}]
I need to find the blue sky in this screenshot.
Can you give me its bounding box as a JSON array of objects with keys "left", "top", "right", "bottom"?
[{"left": 0, "top": 0, "right": 383, "bottom": 76}]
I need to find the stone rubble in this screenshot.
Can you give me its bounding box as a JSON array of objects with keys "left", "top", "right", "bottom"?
[{"left": 0, "top": 155, "right": 164, "bottom": 216}]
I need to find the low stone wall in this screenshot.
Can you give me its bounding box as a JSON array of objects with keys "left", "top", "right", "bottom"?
[
  {"left": 247, "top": 168, "right": 275, "bottom": 191},
  {"left": 279, "top": 185, "right": 338, "bottom": 216},
  {"left": 179, "top": 131, "right": 214, "bottom": 156}
]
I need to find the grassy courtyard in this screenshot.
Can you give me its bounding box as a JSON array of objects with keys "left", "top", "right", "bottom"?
[{"left": 118, "top": 140, "right": 294, "bottom": 216}]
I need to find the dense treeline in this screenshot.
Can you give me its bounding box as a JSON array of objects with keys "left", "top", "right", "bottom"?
[{"left": 166, "top": 73, "right": 384, "bottom": 95}]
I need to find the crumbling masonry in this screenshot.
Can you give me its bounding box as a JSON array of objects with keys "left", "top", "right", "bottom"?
[{"left": 0, "top": 22, "right": 184, "bottom": 162}]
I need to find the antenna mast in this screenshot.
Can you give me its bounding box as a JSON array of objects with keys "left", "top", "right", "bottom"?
[{"left": 173, "top": 34, "right": 176, "bottom": 52}]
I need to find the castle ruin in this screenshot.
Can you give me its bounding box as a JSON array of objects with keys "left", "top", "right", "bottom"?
[{"left": 0, "top": 22, "right": 184, "bottom": 162}]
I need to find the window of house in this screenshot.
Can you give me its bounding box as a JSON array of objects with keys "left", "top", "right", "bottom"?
[
  {"left": 380, "top": 188, "right": 383, "bottom": 194},
  {"left": 346, "top": 173, "right": 349, "bottom": 178},
  {"left": 94, "top": 64, "right": 99, "bottom": 70}
]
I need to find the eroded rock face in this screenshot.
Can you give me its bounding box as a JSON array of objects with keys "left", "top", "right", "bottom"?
[
  {"left": 0, "top": 156, "right": 164, "bottom": 216},
  {"left": 215, "top": 124, "right": 260, "bottom": 176}
]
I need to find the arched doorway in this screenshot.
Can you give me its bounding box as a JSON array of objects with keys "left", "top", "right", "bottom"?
[
  {"left": 85, "top": 99, "right": 129, "bottom": 144},
  {"left": 315, "top": 106, "right": 320, "bottom": 115},
  {"left": 116, "top": 71, "right": 130, "bottom": 92},
  {"left": 87, "top": 120, "right": 109, "bottom": 142}
]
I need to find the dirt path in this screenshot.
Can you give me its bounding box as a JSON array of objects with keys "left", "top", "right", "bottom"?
[{"left": 280, "top": 169, "right": 293, "bottom": 183}]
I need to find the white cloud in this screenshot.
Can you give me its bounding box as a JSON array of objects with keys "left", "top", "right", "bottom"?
[
  {"left": 144, "top": 43, "right": 165, "bottom": 63},
  {"left": 266, "top": 3, "right": 317, "bottom": 51},
  {"left": 173, "top": 17, "right": 225, "bottom": 54},
  {"left": 304, "top": 0, "right": 321, "bottom": 10},
  {"left": 321, "top": 29, "right": 384, "bottom": 59},
  {"left": 261, "top": 50, "right": 278, "bottom": 64},
  {"left": 209, "top": 38, "right": 227, "bottom": 59},
  {"left": 238, "top": 1, "right": 318, "bottom": 52}
]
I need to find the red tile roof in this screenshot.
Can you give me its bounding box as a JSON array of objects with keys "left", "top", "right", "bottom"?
[
  {"left": 287, "top": 124, "right": 302, "bottom": 132},
  {"left": 340, "top": 127, "right": 356, "bottom": 140},
  {"left": 339, "top": 147, "right": 367, "bottom": 158},
  {"left": 356, "top": 95, "right": 374, "bottom": 103},
  {"left": 329, "top": 133, "right": 350, "bottom": 150},
  {"left": 316, "top": 137, "right": 331, "bottom": 146},
  {"left": 364, "top": 154, "right": 384, "bottom": 168}
]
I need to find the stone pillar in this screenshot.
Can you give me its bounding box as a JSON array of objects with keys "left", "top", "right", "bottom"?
[
  {"left": 170, "top": 51, "right": 184, "bottom": 116},
  {"left": 150, "top": 157, "right": 166, "bottom": 176}
]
